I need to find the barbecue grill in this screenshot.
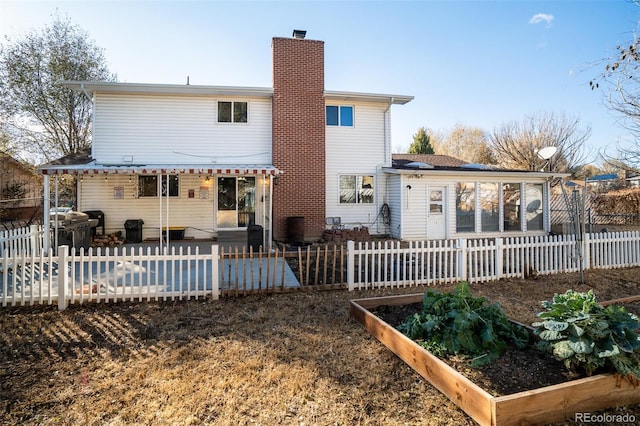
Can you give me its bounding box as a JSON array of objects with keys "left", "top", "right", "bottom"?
[{"left": 51, "top": 211, "right": 99, "bottom": 251}]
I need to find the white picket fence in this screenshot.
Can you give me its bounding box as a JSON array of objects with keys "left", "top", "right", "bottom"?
[
  {"left": 1, "top": 245, "right": 220, "bottom": 310},
  {"left": 0, "top": 224, "right": 44, "bottom": 257},
  {"left": 346, "top": 231, "right": 640, "bottom": 290},
  {"left": 1, "top": 225, "right": 639, "bottom": 309}
]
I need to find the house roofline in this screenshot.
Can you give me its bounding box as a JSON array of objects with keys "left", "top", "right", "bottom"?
[
  {"left": 60, "top": 81, "right": 275, "bottom": 98},
  {"left": 325, "top": 91, "right": 413, "bottom": 105},
  {"left": 60, "top": 81, "right": 413, "bottom": 104}
]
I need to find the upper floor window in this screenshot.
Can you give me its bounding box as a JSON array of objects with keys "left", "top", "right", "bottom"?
[
  {"left": 138, "top": 175, "right": 179, "bottom": 198},
  {"left": 218, "top": 101, "right": 248, "bottom": 123},
  {"left": 340, "top": 175, "right": 373, "bottom": 204},
  {"left": 326, "top": 105, "right": 353, "bottom": 127}
]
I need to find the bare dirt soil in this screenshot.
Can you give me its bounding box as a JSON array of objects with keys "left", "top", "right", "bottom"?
[{"left": 1, "top": 267, "right": 640, "bottom": 425}]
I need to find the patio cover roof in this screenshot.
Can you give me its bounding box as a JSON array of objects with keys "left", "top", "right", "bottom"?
[{"left": 39, "top": 149, "right": 280, "bottom": 176}]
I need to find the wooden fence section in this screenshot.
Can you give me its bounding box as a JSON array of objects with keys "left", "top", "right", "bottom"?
[
  {"left": 219, "top": 244, "right": 347, "bottom": 296},
  {"left": 0, "top": 224, "right": 43, "bottom": 257}
]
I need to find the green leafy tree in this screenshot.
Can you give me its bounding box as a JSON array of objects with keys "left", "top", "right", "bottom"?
[
  {"left": 0, "top": 14, "right": 115, "bottom": 163},
  {"left": 407, "top": 127, "right": 435, "bottom": 154}
]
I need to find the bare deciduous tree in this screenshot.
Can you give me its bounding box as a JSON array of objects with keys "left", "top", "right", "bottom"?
[
  {"left": 590, "top": 37, "right": 640, "bottom": 169},
  {"left": 0, "top": 14, "right": 115, "bottom": 163},
  {"left": 489, "top": 112, "right": 590, "bottom": 173},
  {"left": 432, "top": 124, "right": 496, "bottom": 164}
]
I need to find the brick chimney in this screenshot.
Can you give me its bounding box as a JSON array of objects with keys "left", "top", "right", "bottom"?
[{"left": 271, "top": 33, "right": 326, "bottom": 242}]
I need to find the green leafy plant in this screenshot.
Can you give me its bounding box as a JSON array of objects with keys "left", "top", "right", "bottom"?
[
  {"left": 397, "top": 282, "right": 529, "bottom": 367},
  {"left": 533, "top": 289, "right": 640, "bottom": 379}
]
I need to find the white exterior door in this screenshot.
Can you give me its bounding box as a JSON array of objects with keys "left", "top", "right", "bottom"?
[{"left": 427, "top": 187, "right": 446, "bottom": 239}]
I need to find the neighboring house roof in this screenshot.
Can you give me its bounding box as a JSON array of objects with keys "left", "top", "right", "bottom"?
[
  {"left": 61, "top": 81, "right": 414, "bottom": 105},
  {"left": 1, "top": 152, "right": 40, "bottom": 177},
  {"left": 41, "top": 148, "right": 93, "bottom": 167},
  {"left": 387, "top": 154, "right": 568, "bottom": 179},
  {"left": 392, "top": 154, "right": 467, "bottom": 168}
]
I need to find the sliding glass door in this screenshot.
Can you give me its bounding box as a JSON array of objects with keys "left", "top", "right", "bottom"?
[{"left": 217, "top": 177, "right": 256, "bottom": 228}]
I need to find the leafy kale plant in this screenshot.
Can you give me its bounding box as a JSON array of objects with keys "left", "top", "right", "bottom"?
[
  {"left": 397, "top": 282, "right": 529, "bottom": 367},
  {"left": 533, "top": 289, "right": 640, "bottom": 379}
]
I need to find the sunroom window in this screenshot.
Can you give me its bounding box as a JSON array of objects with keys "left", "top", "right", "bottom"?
[{"left": 455, "top": 182, "right": 475, "bottom": 232}]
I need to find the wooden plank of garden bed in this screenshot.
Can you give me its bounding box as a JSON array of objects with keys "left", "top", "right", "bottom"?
[
  {"left": 492, "top": 373, "right": 640, "bottom": 425},
  {"left": 601, "top": 294, "right": 640, "bottom": 306},
  {"left": 350, "top": 297, "right": 494, "bottom": 426}
]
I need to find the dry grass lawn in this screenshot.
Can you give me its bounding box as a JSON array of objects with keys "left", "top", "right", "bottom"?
[{"left": 2, "top": 267, "right": 640, "bottom": 425}]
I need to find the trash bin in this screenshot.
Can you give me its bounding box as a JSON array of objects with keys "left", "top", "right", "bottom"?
[
  {"left": 247, "top": 224, "right": 264, "bottom": 252},
  {"left": 287, "top": 216, "right": 304, "bottom": 244},
  {"left": 124, "top": 219, "right": 144, "bottom": 243}
]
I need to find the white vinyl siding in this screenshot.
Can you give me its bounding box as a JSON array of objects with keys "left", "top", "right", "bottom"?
[
  {"left": 387, "top": 172, "right": 551, "bottom": 240},
  {"left": 78, "top": 174, "right": 270, "bottom": 240},
  {"left": 325, "top": 101, "right": 389, "bottom": 233},
  {"left": 92, "top": 94, "right": 272, "bottom": 165}
]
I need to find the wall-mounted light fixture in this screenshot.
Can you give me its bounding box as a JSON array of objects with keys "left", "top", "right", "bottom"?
[{"left": 406, "top": 185, "right": 412, "bottom": 190}]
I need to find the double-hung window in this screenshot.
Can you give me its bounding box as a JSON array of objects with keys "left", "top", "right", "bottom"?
[
  {"left": 326, "top": 105, "right": 354, "bottom": 127},
  {"left": 218, "top": 101, "right": 248, "bottom": 123},
  {"left": 339, "top": 175, "right": 374, "bottom": 204}
]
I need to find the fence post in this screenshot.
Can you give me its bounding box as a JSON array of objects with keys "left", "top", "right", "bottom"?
[
  {"left": 29, "top": 224, "right": 39, "bottom": 256},
  {"left": 583, "top": 232, "right": 591, "bottom": 270},
  {"left": 457, "top": 239, "right": 467, "bottom": 281},
  {"left": 495, "top": 237, "right": 503, "bottom": 280},
  {"left": 211, "top": 245, "right": 219, "bottom": 300},
  {"left": 347, "top": 240, "right": 355, "bottom": 291},
  {"left": 57, "top": 245, "right": 69, "bottom": 311}
]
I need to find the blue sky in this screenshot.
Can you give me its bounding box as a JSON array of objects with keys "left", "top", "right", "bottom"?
[{"left": 1, "top": 0, "right": 638, "bottom": 164}]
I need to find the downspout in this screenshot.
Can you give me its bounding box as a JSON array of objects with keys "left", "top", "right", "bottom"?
[{"left": 376, "top": 98, "right": 393, "bottom": 234}]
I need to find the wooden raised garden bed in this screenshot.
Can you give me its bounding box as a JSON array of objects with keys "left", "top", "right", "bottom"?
[{"left": 350, "top": 293, "right": 640, "bottom": 426}]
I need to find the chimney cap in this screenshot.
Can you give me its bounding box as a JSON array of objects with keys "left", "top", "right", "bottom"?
[{"left": 292, "top": 29, "right": 307, "bottom": 39}]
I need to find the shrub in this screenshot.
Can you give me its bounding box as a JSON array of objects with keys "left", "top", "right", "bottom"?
[
  {"left": 397, "top": 282, "right": 529, "bottom": 367},
  {"left": 533, "top": 289, "right": 640, "bottom": 379}
]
